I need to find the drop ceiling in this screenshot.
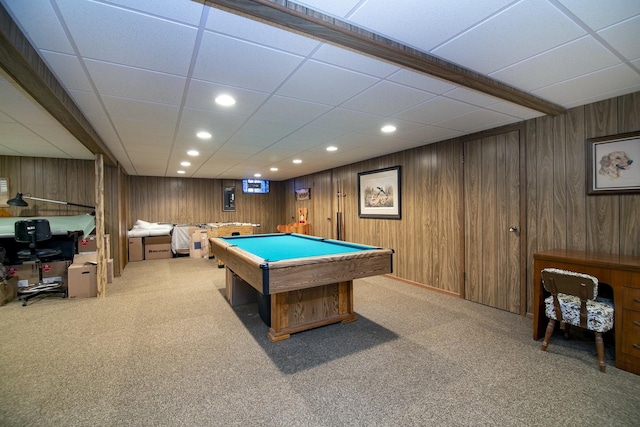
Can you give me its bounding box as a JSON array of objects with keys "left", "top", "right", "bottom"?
[{"left": 0, "top": 0, "right": 638, "bottom": 180}]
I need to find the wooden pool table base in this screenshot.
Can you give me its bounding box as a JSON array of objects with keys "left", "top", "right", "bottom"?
[
  {"left": 267, "top": 280, "right": 357, "bottom": 342},
  {"left": 226, "top": 269, "right": 357, "bottom": 342}
]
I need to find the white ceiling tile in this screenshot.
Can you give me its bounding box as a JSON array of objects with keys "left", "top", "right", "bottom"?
[
  {"left": 121, "top": 136, "right": 174, "bottom": 148},
  {"left": 185, "top": 80, "right": 269, "bottom": 115},
  {"left": 533, "top": 64, "right": 640, "bottom": 108},
  {"left": 57, "top": 0, "right": 199, "bottom": 76},
  {"left": 277, "top": 60, "right": 378, "bottom": 105},
  {"left": 487, "top": 102, "right": 544, "bottom": 121},
  {"left": 310, "top": 108, "right": 380, "bottom": 131},
  {"left": 342, "top": 81, "right": 435, "bottom": 116},
  {"left": 103, "top": 96, "right": 180, "bottom": 123},
  {"left": 103, "top": 0, "right": 205, "bottom": 26},
  {"left": 40, "top": 51, "right": 94, "bottom": 92},
  {"left": 286, "top": 126, "right": 347, "bottom": 143},
  {"left": 350, "top": 0, "right": 514, "bottom": 51},
  {"left": 311, "top": 43, "right": 400, "bottom": 77},
  {"left": 433, "top": 108, "right": 517, "bottom": 133},
  {"left": 273, "top": 137, "right": 323, "bottom": 150},
  {"left": 194, "top": 32, "right": 305, "bottom": 92},
  {"left": 441, "top": 87, "right": 503, "bottom": 108},
  {"left": 433, "top": 0, "right": 586, "bottom": 74},
  {"left": 387, "top": 69, "right": 457, "bottom": 94},
  {"left": 393, "top": 96, "right": 478, "bottom": 125},
  {"left": 598, "top": 15, "right": 640, "bottom": 60},
  {"left": 254, "top": 96, "right": 332, "bottom": 123},
  {"left": 241, "top": 118, "right": 302, "bottom": 139},
  {"left": 557, "top": 0, "right": 640, "bottom": 30},
  {"left": 85, "top": 60, "right": 186, "bottom": 105},
  {"left": 112, "top": 117, "right": 176, "bottom": 139},
  {"left": 490, "top": 36, "right": 621, "bottom": 91},
  {"left": 67, "top": 90, "right": 108, "bottom": 117},
  {"left": 3, "top": 0, "right": 75, "bottom": 54},
  {"left": 205, "top": 7, "right": 320, "bottom": 56},
  {"left": 178, "top": 108, "right": 247, "bottom": 136}
]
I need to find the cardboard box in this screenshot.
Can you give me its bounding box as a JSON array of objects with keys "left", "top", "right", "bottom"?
[
  {"left": 144, "top": 235, "right": 171, "bottom": 245},
  {"left": 129, "top": 237, "right": 144, "bottom": 262},
  {"left": 78, "top": 234, "right": 111, "bottom": 256},
  {"left": 7, "top": 260, "right": 70, "bottom": 289},
  {"left": 68, "top": 261, "right": 97, "bottom": 299},
  {"left": 0, "top": 277, "right": 18, "bottom": 306},
  {"left": 190, "top": 230, "right": 208, "bottom": 258},
  {"left": 72, "top": 253, "right": 113, "bottom": 284},
  {"left": 145, "top": 244, "right": 172, "bottom": 260}
]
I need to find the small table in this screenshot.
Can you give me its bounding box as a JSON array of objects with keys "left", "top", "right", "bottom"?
[
  {"left": 533, "top": 249, "right": 640, "bottom": 375},
  {"left": 210, "top": 233, "right": 394, "bottom": 341}
]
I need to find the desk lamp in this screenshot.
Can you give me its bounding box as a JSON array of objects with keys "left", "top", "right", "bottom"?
[{"left": 7, "top": 192, "right": 95, "bottom": 210}]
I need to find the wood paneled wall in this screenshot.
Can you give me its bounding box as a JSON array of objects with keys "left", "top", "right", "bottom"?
[
  {"left": 287, "top": 141, "right": 464, "bottom": 296},
  {"left": 282, "top": 92, "right": 640, "bottom": 314},
  {"left": 127, "top": 176, "right": 285, "bottom": 234},
  {"left": 525, "top": 92, "right": 640, "bottom": 312},
  {"left": 0, "top": 156, "right": 123, "bottom": 274}
]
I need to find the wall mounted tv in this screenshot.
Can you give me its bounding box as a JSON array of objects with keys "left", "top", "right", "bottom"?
[{"left": 242, "top": 179, "right": 269, "bottom": 194}]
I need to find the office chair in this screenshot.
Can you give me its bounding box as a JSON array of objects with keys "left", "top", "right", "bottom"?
[
  {"left": 540, "top": 268, "right": 614, "bottom": 372},
  {"left": 14, "top": 219, "right": 66, "bottom": 306}
]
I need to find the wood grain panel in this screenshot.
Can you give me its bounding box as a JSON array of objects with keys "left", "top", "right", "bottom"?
[
  {"left": 565, "top": 106, "right": 586, "bottom": 250},
  {"left": 128, "top": 176, "right": 284, "bottom": 233},
  {"left": 585, "top": 99, "right": 619, "bottom": 254}
]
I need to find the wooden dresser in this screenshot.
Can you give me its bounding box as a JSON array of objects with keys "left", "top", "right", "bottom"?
[{"left": 533, "top": 249, "right": 640, "bottom": 375}]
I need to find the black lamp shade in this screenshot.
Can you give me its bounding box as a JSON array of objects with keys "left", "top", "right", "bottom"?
[{"left": 7, "top": 192, "right": 28, "bottom": 207}]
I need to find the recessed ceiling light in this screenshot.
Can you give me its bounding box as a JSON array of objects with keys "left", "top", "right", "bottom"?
[
  {"left": 381, "top": 125, "right": 396, "bottom": 133},
  {"left": 180, "top": 161, "right": 191, "bottom": 167},
  {"left": 215, "top": 94, "right": 236, "bottom": 106},
  {"left": 196, "top": 131, "right": 211, "bottom": 139},
  {"left": 270, "top": 167, "right": 278, "bottom": 172},
  {"left": 254, "top": 173, "right": 262, "bottom": 178},
  {"left": 177, "top": 170, "right": 186, "bottom": 174},
  {"left": 187, "top": 150, "right": 199, "bottom": 156},
  {"left": 293, "top": 159, "right": 302, "bottom": 164},
  {"left": 326, "top": 146, "right": 338, "bottom": 152}
]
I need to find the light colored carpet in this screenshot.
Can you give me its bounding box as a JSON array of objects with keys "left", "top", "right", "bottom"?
[{"left": 0, "top": 257, "right": 638, "bottom": 426}]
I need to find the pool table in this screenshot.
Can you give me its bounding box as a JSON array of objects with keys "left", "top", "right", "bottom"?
[{"left": 209, "top": 233, "right": 394, "bottom": 341}]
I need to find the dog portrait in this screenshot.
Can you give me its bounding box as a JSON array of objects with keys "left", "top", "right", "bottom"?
[
  {"left": 599, "top": 150, "right": 633, "bottom": 181},
  {"left": 588, "top": 132, "right": 640, "bottom": 194}
]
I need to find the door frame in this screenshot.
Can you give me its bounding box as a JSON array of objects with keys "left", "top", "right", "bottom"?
[{"left": 459, "top": 123, "right": 527, "bottom": 316}]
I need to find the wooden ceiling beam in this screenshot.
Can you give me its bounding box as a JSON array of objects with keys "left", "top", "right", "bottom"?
[
  {"left": 198, "top": 0, "right": 566, "bottom": 117},
  {"left": 0, "top": 4, "right": 118, "bottom": 166}
]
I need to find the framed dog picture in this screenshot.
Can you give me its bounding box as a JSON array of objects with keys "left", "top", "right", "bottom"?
[{"left": 587, "top": 131, "right": 640, "bottom": 195}]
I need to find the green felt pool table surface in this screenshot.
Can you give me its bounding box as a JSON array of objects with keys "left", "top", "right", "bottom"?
[{"left": 219, "top": 233, "right": 377, "bottom": 262}]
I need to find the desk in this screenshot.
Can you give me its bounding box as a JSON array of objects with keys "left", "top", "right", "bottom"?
[
  {"left": 533, "top": 249, "right": 640, "bottom": 375},
  {"left": 210, "top": 233, "right": 394, "bottom": 341}
]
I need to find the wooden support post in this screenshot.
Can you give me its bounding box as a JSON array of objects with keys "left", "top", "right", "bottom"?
[{"left": 95, "top": 153, "right": 106, "bottom": 298}]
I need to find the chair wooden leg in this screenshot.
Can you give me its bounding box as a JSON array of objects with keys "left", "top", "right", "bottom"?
[
  {"left": 595, "top": 332, "right": 606, "bottom": 372},
  {"left": 542, "top": 319, "right": 555, "bottom": 351},
  {"left": 563, "top": 322, "right": 570, "bottom": 340}
]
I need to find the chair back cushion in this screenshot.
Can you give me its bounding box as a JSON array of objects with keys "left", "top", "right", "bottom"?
[
  {"left": 14, "top": 219, "right": 53, "bottom": 244},
  {"left": 541, "top": 268, "right": 598, "bottom": 299}
]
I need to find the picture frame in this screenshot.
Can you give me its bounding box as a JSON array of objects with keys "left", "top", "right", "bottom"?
[
  {"left": 295, "top": 188, "right": 311, "bottom": 201},
  {"left": 223, "top": 186, "right": 235, "bottom": 211},
  {"left": 358, "top": 166, "right": 401, "bottom": 219},
  {"left": 586, "top": 130, "right": 640, "bottom": 195}
]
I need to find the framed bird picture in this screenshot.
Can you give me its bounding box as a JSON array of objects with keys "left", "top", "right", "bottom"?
[{"left": 357, "top": 166, "right": 401, "bottom": 219}]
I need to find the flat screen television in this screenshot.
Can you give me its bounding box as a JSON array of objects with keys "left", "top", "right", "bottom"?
[{"left": 242, "top": 179, "right": 269, "bottom": 194}]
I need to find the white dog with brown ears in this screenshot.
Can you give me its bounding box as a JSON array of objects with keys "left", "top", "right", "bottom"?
[{"left": 599, "top": 151, "right": 633, "bottom": 181}]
